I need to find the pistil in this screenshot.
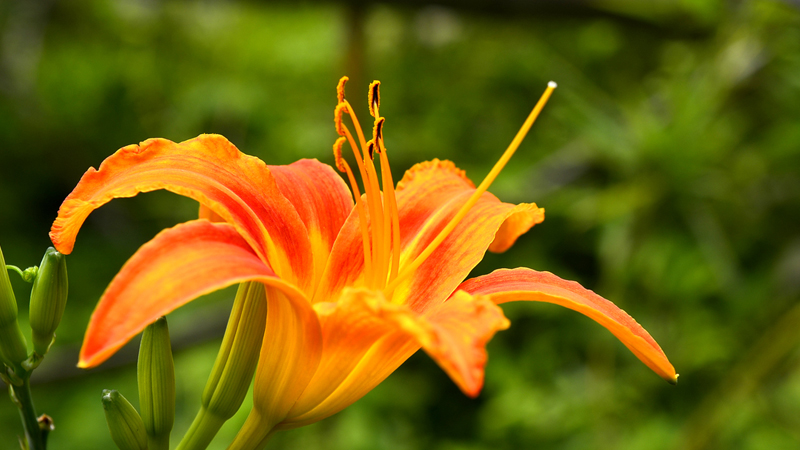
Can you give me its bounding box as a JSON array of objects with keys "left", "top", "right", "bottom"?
[{"left": 384, "top": 81, "right": 557, "bottom": 295}]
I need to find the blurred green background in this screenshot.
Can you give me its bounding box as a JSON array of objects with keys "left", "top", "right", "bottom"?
[{"left": 1, "top": 0, "right": 800, "bottom": 448}]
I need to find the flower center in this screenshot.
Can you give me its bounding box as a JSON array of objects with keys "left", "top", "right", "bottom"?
[{"left": 332, "top": 77, "right": 556, "bottom": 298}]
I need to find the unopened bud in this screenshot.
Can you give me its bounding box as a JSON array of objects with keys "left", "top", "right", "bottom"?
[
  {"left": 138, "top": 317, "right": 174, "bottom": 450},
  {"left": 176, "top": 282, "right": 267, "bottom": 450},
  {"left": 102, "top": 389, "right": 148, "bottom": 450},
  {"left": 29, "top": 247, "right": 68, "bottom": 356},
  {"left": 0, "top": 246, "right": 29, "bottom": 368}
]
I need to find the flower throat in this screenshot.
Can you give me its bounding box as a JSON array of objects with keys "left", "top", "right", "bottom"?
[{"left": 331, "top": 77, "right": 556, "bottom": 298}]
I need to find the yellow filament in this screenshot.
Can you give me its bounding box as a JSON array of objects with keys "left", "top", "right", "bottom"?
[
  {"left": 342, "top": 127, "right": 382, "bottom": 288},
  {"left": 362, "top": 142, "right": 385, "bottom": 287},
  {"left": 338, "top": 100, "right": 386, "bottom": 288},
  {"left": 377, "top": 138, "right": 401, "bottom": 287},
  {"left": 333, "top": 138, "right": 373, "bottom": 284},
  {"left": 385, "top": 81, "right": 557, "bottom": 294}
]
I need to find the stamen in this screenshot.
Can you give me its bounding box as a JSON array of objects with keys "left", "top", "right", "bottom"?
[
  {"left": 385, "top": 81, "right": 557, "bottom": 294},
  {"left": 376, "top": 133, "right": 401, "bottom": 288},
  {"left": 338, "top": 99, "right": 385, "bottom": 288},
  {"left": 368, "top": 81, "right": 380, "bottom": 118},
  {"left": 362, "top": 142, "right": 385, "bottom": 286},
  {"left": 341, "top": 125, "right": 383, "bottom": 288},
  {"left": 332, "top": 136, "right": 373, "bottom": 285}
]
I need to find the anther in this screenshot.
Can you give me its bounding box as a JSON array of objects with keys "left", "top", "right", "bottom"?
[
  {"left": 334, "top": 103, "right": 348, "bottom": 136},
  {"left": 366, "top": 140, "right": 376, "bottom": 160},
  {"left": 333, "top": 137, "right": 347, "bottom": 172},
  {"left": 337, "top": 76, "right": 349, "bottom": 104},
  {"left": 372, "top": 117, "right": 385, "bottom": 146},
  {"left": 368, "top": 81, "right": 381, "bottom": 117}
]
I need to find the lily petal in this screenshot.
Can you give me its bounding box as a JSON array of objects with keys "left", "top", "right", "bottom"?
[
  {"left": 286, "top": 290, "right": 401, "bottom": 421},
  {"left": 457, "top": 268, "right": 678, "bottom": 384},
  {"left": 312, "top": 198, "right": 370, "bottom": 302},
  {"left": 78, "top": 219, "right": 307, "bottom": 368},
  {"left": 49, "top": 134, "right": 314, "bottom": 291},
  {"left": 270, "top": 159, "right": 354, "bottom": 291},
  {"left": 393, "top": 160, "right": 544, "bottom": 311},
  {"left": 229, "top": 285, "right": 323, "bottom": 447},
  {"left": 282, "top": 289, "right": 509, "bottom": 428},
  {"left": 408, "top": 290, "right": 510, "bottom": 397}
]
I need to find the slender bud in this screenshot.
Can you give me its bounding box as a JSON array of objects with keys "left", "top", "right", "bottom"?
[
  {"left": 102, "top": 389, "right": 148, "bottom": 450},
  {"left": 138, "top": 317, "right": 174, "bottom": 450},
  {"left": 29, "top": 247, "right": 68, "bottom": 356},
  {"left": 0, "top": 245, "right": 29, "bottom": 368},
  {"left": 176, "top": 282, "right": 267, "bottom": 450}
]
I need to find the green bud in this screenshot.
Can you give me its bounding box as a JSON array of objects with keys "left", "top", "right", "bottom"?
[
  {"left": 102, "top": 389, "right": 148, "bottom": 450},
  {"left": 29, "top": 247, "right": 68, "bottom": 356},
  {"left": 176, "top": 282, "right": 267, "bottom": 450},
  {"left": 0, "top": 246, "right": 29, "bottom": 368},
  {"left": 138, "top": 317, "right": 174, "bottom": 450}
]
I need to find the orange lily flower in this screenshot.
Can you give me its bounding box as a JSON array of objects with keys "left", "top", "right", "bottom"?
[{"left": 50, "top": 78, "right": 675, "bottom": 448}]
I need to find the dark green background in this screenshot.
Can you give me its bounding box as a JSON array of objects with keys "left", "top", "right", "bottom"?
[{"left": 1, "top": 0, "right": 800, "bottom": 448}]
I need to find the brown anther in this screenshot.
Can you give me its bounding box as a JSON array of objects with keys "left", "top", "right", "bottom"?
[
  {"left": 333, "top": 137, "right": 348, "bottom": 172},
  {"left": 368, "top": 80, "right": 381, "bottom": 117},
  {"left": 334, "top": 103, "right": 348, "bottom": 136},
  {"left": 372, "top": 117, "right": 385, "bottom": 143},
  {"left": 366, "top": 140, "right": 376, "bottom": 160},
  {"left": 337, "top": 76, "right": 349, "bottom": 104}
]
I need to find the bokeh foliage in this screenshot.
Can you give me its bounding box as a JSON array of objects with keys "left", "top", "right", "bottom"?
[{"left": 1, "top": 0, "right": 800, "bottom": 448}]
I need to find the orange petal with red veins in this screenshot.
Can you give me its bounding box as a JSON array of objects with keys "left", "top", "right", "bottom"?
[
  {"left": 392, "top": 160, "right": 543, "bottom": 312},
  {"left": 457, "top": 268, "right": 678, "bottom": 384},
  {"left": 409, "top": 290, "right": 510, "bottom": 396},
  {"left": 282, "top": 330, "right": 417, "bottom": 428},
  {"left": 270, "top": 159, "right": 354, "bottom": 291},
  {"left": 49, "top": 134, "right": 313, "bottom": 291},
  {"left": 78, "top": 220, "right": 308, "bottom": 368},
  {"left": 281, "top": 289, "right": 508, "bottom": 428},
  {"left": 230, "top": 285, "right": 323, "bottom": 445},
  {"left": 286, "top": 291, "right": 398, "bottom": 421}
]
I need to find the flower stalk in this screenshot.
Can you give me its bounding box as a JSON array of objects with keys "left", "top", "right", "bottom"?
[{"left": 9, "top": 376, "right": 46, "bottom": 450}]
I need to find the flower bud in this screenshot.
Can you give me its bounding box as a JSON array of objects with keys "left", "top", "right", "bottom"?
[
  {"left": 0, "top": 245, "right": 29, "bottom": 368},
  {"left": 176, "top": 282, "right": 266, "bottom": 450},
  {"left": 102, "top": 389, "right": 148, "bottom": 450},
  {"left": 29, "top": 247, "right": 68, "bottom": 356},
  {"left": 138, "top": 316, "right": 174, "bottom": 450}
]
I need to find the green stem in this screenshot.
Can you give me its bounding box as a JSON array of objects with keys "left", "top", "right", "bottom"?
[
  {"left": 176, "top": 407, "right": 226, "bottom": 450},
  {"left": 147, "top": 434, "right": 170, "bottom": 450},
  {"left": 5, "top": 265, "right": 25, "bottom": 279},
  {"left": 10, "top": 376, "right": 46, "bottom": 450}
]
